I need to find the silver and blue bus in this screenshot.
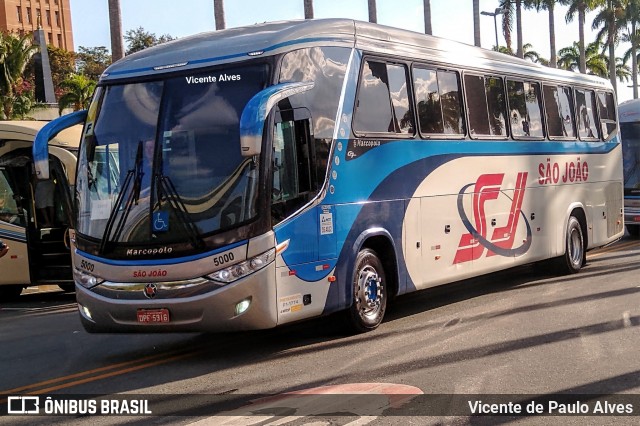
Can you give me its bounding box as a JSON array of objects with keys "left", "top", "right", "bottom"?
[
  {"left": 35, "top": 19, "right": 623, "bottom": 333},
  {"left": 618, "top": 99, "right": 640, "bottom": 236}
]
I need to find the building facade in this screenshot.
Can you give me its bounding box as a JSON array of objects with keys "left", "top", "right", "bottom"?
[{"left": 0, "top": 0, "right": 73, "bottom": 51}]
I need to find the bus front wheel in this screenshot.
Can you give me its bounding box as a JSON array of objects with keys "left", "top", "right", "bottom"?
[
  {"left": 345, "top": 248, "right": 387, "bottom": 333},
  {"left": 0, "top": 284, "right": 23, "bottom": 301},
  {"left": 558, "top": 216, "right": 584, "bottom": 274}
]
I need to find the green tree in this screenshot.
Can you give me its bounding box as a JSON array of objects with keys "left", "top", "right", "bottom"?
[
  {"left": 558, "top": 41, "right": 608, "bottom": 75},
  {"left": 46, "top": 45, "right": 76, "bottom": 100},
  {"left": 124, "top": 27, "right": 175, "bottom": 55},
  {"left": 561, "top": 0, "right": 599, "bottom": 74},
  {"left": 76, "top": 46, "right": 111, "bottom": 81},
  {"left": 622, "top": 0, "right": 640, "bottom": 98},
  {"left": 0, "top": 32, "right": 40, "bottom": 119},
  {"left": 57, "top": 73, "right": 96, "bottom": 115},
  {"left": 500, "top": 0, "right": 524, "bottom": 58},
  {"left": 528, "top": 0, "right": 559, "bottom": 67},
  {"left": 592, "top": 0, "right": 626, "bottom": 92}
]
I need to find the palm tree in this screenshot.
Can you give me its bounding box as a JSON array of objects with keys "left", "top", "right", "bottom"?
[
  {"left": 473, "top": 0, "right": 481, "bottom": 47},
  {"left": 0, "top": 32, "right": 39, "bottom": 119},
  {"left": 304, "top": 0, "right": 314, "bottom": 19},
  {"left": 500, "top": 0, "right": 524, "bottom": 58},
  {"left": 528, "top": 0, "right": 559, "bottom": 68},
  {"left": 592, "top": 0, "right": 626, "bottom": 92},
  {"left": 108, "top": 0, "right": 124, "bottom": 62},
  {"left": 603, "top": 55, "right": 632, "bottom": 82},
  {"left": 368, "top": 0, "right": 377, "bottom": 23},
  {"left": 424, "top": 0, "right": 432, "bottom": 34},
  {"left": 214, "top": 0, "right": 225, "bottom": 30},
  {"left": 561, "top": 0, "right": 597, "bottom": 74},
  {"left": 557, "top": 41, "right": 608, "bottom": 76},
  {"left": 623, "top": 0, "right": 640, "bottom": 98},
  {"left": 57, "top": 74, "right": 96, "bottom": 115}
]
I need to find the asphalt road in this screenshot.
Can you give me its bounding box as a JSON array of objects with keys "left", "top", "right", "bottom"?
[{"left": 2, "top": 237, "right": 640, "bottom": 425}]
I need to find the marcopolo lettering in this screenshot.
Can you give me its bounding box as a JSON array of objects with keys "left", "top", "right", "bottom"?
[{"left": 126, "top": 247, "right": 173, "bottom": 256}]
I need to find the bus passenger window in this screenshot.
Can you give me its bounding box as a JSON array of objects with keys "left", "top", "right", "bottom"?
[
  {"left": 575, "top": 89, "right": 599, "bottom": 140},
  {"left": 353, "top": 60, "right": 413, "bottom": 135},
  {"left": 543, "top": 85, "right": 576, "bottom": 139},
  {"left": 464, "top": 74, "right": 507, "bottom": 137},
  {"left": 413, "top": 67, "right": 464, "bottom": 136},
  {"left": 507, "top": 80, "right": 543, "bottom": 138},
  {"left": 597, "top": 91, "right": 617, "bottom": 140}
]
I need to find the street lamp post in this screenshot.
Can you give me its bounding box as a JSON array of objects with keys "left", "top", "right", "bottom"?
[{"left": 481, "top": 8, "right": 503, "bottom": 50}]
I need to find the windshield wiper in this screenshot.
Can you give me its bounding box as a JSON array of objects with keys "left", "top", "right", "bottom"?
[
  {"left": 99, "top": 141, "right": 144, "bottom": 255},
  {"left": 153, "top": 172, "right": 204, "bottom": 249}
]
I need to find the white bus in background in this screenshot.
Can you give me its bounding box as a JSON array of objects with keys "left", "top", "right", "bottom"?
[
  {"left": 0, "top": 121, "right": 82, "bottom": 299},
  {"left": 619, "top": 99, "right": 640, "bottom": 237}
]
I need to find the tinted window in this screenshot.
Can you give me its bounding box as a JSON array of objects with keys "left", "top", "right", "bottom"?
[
  {"left": 507, "top": 80, "right": 544, "bottom": 138},
  {"left": 597, "top": 91, "right": 617, "bottom": 140},
  {"left": 464, "top": 74, "right": 507, "bottom": 137},
  {"left": 413, "top": 67, "right": 464, "bottom": 135},
  {"left": 279, "top": 47, "right": 350, "bottom": 189},
  {"left": 621, "top": 122, "right": 640, "bottom": 190},
  {"left": 465, "top": 74, "right": 490, "bottom": 136},
  {"left": 354, "top": 60, "right": 413, "bottom": 134},
  {"left": 544, "top": 85, "right": 576, "bottom": 139},
  {"left": 575, "top": 89, "right": 599, "bottom": 140}
]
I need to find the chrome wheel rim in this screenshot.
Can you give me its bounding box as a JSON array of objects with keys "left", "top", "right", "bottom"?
[
  {"left": 355, "top": 265, "right": 383, "bottom": 319},
  {"left": 569, "top": 226, "right": 582, "bottom": 267}
]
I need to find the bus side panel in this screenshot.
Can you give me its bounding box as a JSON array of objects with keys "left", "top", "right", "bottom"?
[{"left": 0, "top": 226, "right": 30, "bottom": 285}]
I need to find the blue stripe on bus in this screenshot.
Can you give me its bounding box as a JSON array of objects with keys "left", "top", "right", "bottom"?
[
  {"left": 106, "top": 37, "right": 350, "bottom": 77},
  {"left": 0, "top": 228, "right": 27, "bottom": 243},
  {"left": 76, "top": 240, "right": 247, "bottom": 266}
]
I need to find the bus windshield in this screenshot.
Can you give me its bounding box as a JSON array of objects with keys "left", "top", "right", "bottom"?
[
  {"left": 76, "top": 64, "right": 269, "bottom": 249},
  {"left": 621, "top": 122, "right": 640, "bottom": 192}
]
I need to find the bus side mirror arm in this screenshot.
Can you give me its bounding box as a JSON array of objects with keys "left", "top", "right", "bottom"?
[
  {"left": 33, "top": 110, "right": 88, "bottom": 180},
  {"left": 239, "top": 82, "right": 314, "bottom": 157}
]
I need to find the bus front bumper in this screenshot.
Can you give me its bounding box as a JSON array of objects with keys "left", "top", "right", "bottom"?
[{"left": 75, "top": 262, "right": 278, "bottom": 333}]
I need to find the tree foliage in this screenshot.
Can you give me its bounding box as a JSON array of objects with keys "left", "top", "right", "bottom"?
[
  {"left": 0, "top": 32, "right": 40, "bottom": 119},
  {"left": 57, "top": 73, "right": 96, "bottom": 115},
  {"left": 124, "top": 27, "right": 175, "bottom": 55},
  {"left": 76, "top": 46, "right": 111, "bottom": 81}
]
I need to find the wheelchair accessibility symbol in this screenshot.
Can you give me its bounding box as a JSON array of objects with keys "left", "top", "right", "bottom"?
[{"left": 153, "top": 211, "right": 169, "bottom": 232}]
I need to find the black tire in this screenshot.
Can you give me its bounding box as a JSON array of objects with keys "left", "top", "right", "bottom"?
[
  {"left": 58, "top": 284, "right": 75, "bottom": 293},
  {"left": 627, "top": 225, "right": 640, "bottom": 238},
  {"left": 557, "top": 216, "right": 584, "bottom": 274},
  {"left": 344, "top": 248, "right": 387, "bottom": 333},
  {"left": 0, "top": 285, "right": 23, "bottom": 301}
]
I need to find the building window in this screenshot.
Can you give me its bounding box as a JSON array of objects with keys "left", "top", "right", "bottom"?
[
  {"left": 46, "top": 10, "right": 51, "bottom": 26},
  {"left": 55, "top": 11, "right": 60, "bottom": 26},
  {"left": 48, "top": 33, "right": 53, "bottom": 44},
  {"left": 26, "top": 7, "right": 32, "bottom": 24},
  {"left": 57, "top": 33, "right": 62, "bottom": 47},
  {"left": 17, "top": 7, "right": 22, "bottom": 23}
]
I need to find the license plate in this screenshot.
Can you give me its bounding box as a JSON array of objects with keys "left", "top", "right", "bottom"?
[{"left": 137, "top": 309, "right": 170, "bottom": 324}]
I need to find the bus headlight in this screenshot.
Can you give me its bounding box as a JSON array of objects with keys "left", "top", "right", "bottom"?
[
  {"left": 208, "top": 249, "right": 275, "bottom": 284},
  {"left": 73, "top": 268, "right": 104, "bottom": 289}
]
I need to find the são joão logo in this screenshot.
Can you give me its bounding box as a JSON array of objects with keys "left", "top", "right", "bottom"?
[{"left": 453, "top": 172, "right": 532, "bottom": 264}]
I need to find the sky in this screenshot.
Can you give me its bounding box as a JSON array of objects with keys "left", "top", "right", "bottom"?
[{"left": 68, "top": 0, "right": 633, "bottom": 101}]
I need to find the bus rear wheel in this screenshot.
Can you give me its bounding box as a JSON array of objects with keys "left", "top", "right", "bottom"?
[
  {"left": 344, "top": 248, "right": 387, "bottom": 333},
  {"left": 557, "top": 216, "right": 584, "bottom": 274}
]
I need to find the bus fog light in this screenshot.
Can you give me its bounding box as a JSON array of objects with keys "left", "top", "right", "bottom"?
[
  {"left": 235, "top": 298, "right": 251, "bottom": 316},
  {"left": 78, "top": 304, "right": 93, "bottom": 320},
  {"left": 208, "top": 249, "right": 275, "bottom": 284}
]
